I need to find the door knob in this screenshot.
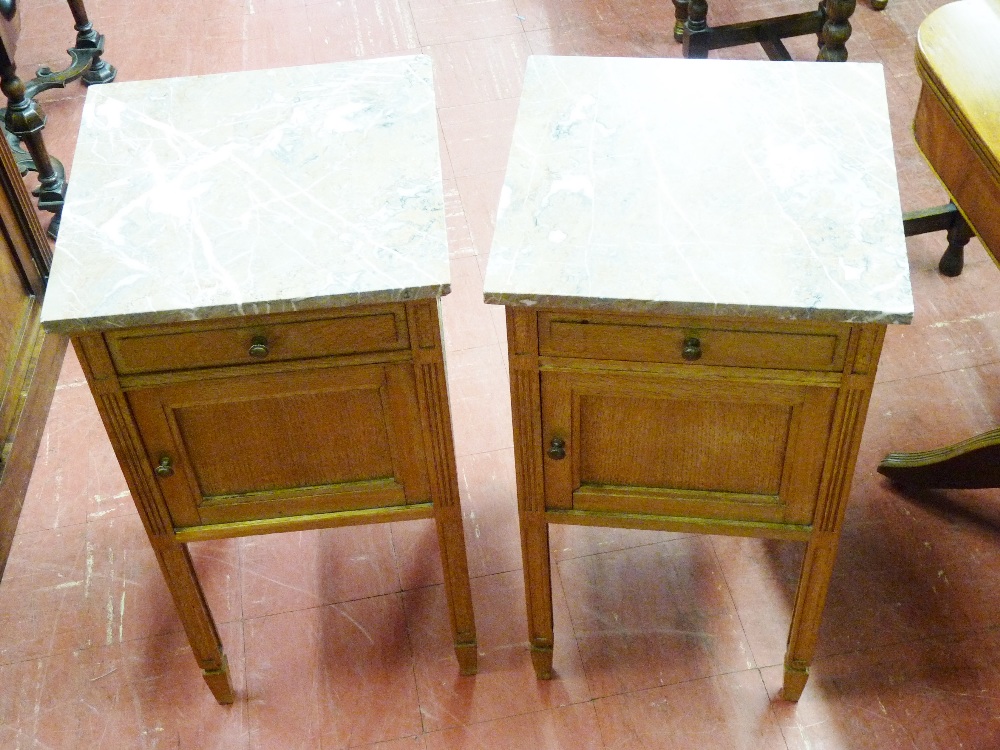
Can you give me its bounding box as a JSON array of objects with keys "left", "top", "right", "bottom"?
[
  {"left": 682, "top": 336, "right": 702, "bottom": 361},
  {"left": 154, "top": 455, "right": 174, "bottom": 478},
  {"left": 547, "top": 437, "right": 566, "bottom": 460},
  {"left": 248, "top": 335, "right": 269, "bottom": 358}
]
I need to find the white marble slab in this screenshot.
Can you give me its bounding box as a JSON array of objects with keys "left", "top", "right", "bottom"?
[
  {"left": 483, "top": 56, "right": 913, "bottom": 324},
  {"left": 42, "top": 55, "right": 449, "bottom": 333}
]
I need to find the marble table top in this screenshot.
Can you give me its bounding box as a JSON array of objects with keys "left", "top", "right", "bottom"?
[
  {"left": 483, "top": 56, "right": 913, "bottom": 324},
  {"left": 42, "top": 55, "right": 448, "bottom": 334}
]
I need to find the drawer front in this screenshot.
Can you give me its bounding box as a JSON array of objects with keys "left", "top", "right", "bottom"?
[
  {"left": 107, "top": 306, "right": 409, "bottom": 374},
  {"left": 538, "top": 313, "right": 848, "bottom": 371}
]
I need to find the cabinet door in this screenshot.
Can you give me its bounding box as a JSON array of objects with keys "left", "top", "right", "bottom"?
[
  {"left": 128, "top": 362, "right": 431, "bottom": 529},
  {"left": 540, "top": 369, "right": 838, "bottom": 525}
]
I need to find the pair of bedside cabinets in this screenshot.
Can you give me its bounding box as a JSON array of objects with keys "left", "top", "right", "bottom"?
[{"left": 40, "top": 55, "right": 912, "bottom": 704}]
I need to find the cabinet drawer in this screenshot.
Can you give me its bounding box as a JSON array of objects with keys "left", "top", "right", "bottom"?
[
  {"left": 107, "top": 306, "right": 409, "bottom": 375},
  {"left": 538, "top": 313, "right": 848, "bottom": 371}
]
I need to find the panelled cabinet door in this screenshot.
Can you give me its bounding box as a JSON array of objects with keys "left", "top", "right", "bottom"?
[
  {"left": 127, "top": 362, "right": 431, "bottom": 529},
  {"left": 540, "top": 369, "right": 838, "bottom": 525}
]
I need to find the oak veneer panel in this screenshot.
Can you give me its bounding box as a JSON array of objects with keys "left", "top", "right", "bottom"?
[
  {"left": 127, "top": 362, "right": 431, "bottom": 527},
  {"left": 106, "top": 305, "right": 410, "bottom": 375},
  {"left": 539, "top": 314, "right": 848, "bottom": 371}
]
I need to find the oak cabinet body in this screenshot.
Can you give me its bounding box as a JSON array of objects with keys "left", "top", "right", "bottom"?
[
  {"left": 72, "top": 298, "right": 477, "bottom": 702},
  {"left": 508, "top": 306, "right": 885, "bottom": 699},
  {"left": 40, "top": 57, "right": 476, "bottom": 702}
]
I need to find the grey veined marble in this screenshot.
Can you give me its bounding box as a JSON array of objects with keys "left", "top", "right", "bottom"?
[
  {"left": 483, "top": 56, "right": 914, "bottom": 324},
  {"left": 42, "top": 55, "right": 448, "bottom": 333}
]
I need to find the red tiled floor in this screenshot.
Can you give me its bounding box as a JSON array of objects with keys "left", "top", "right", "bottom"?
[{"left": 4, "top": 0, "right": 1000, "bottom": 747}]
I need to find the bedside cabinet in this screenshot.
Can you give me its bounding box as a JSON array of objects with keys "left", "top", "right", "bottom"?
[
  {"left": 485, "top": 56, "right": 913, "bottom": 700},
  {"left": 42, "top": 56, "right": 477, "bottom": 703}
]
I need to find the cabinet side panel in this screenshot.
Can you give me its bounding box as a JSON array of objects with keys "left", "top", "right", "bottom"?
[{"left": 73, "top": 336, "right": 173, "bottom": 539}]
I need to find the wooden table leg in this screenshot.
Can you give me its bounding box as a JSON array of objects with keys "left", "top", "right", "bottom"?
[
  {"left": 782, "top": 531, "right": 840, "bottom": 701},
  {"left": 522, "top": 511, "right": 554, "bottom": 679},
  {"left": 411, "top": 299, "right": 478, "bottom": 674},
  {"left": 155, "top": 544, "right": 235, "bottom": 704},
  {"left": 672, "top": 0, "right": 690, "bottom": 42},
  {"left": 817, "top": 0, "right": 855, "bottom": 62},
  {"left": 682, "top": 0, "right": 711, "bottom": 59},
  {"left": 65, "top": 0, "right": 117, "bottom": 85},
  {"left": 434, "top": 504, "right": 478, "bottom": 674}
]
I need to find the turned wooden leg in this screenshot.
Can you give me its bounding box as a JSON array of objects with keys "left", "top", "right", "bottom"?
[
  {"left": 434, "top": 503, "right": 478, "bottom": 675},
  {"left": 938, "top": 210, "right": 975, "bottom": 277},
  {"left": 522, "top": 510, "right": 554, "bottom": 678},
  {"left": 66, "top": 0, "right": 117, "bottom": 85},
  {"left": 817, "top": 0, "right": 855, "bottom": 62},
  {"left": 673, "top": 0, "right": 689, "bottom": 42},
  {"left": 682, "top": 0, "right": 711, "bottom": 59},
  {"left": 0, "top": 62, "right": 66, "bottom": 236},
  {"left": 782, "top": 532, "right": 840, "bottom": 701},
  {"left": 155, "top": 544, "right": 235, "bottom": 704}
]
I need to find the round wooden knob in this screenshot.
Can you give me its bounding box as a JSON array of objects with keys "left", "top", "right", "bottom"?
[
  {"left": 682, "top": 337, "right": 702, "bottom": 361},
  {"left": 248, "top": 336, "right": 269, "bottom": 358},
  {"left": 547, "top": 437, "right": 566, "bottom": 460}
]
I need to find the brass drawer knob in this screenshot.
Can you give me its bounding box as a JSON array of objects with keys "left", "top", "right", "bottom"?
[
  {"left": 682, "top": 336, "right": 702, "bottom": 361},
  {"left": 154, "top": 455, "right": 174, "bottom": 478},
  {"left": 248, "top": 336, "right": 269, "bottom": 358},
  {"left": 547, "top": 437, "right": 566, "bottom": 460}
]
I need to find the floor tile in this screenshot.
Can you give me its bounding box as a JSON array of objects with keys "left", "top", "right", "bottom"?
[
  {"left": 406, "top": 571, "right": 591, "bottom": 732},
  {"left": 239, "top": 525, "right": 399, "bottom": 619},
  {"left": 558, "top": 537, "right": 755, "bottom": 698},
  {"left": 594, "top": 670, "right": 787, "bottom": 750},
  {"left": 245, "top": 596, "right": 422, "bottom": 748},
  {"left": 764, "top": 632, "right": 1000, "bottom": 749},
  {"left": 438, "top": 98, "right": 520, "bottom": 178},
  {"left": 410, "top": 0, "right": 523, "bottom": 47},
  {"left": 425, "top": 702, "right": 603, "bottom": 749},
  {"left": 0, "top": 622, "right": 249, "bottom": 749},
  {"left": 307, "top": 0, "right": 421, "bottom": 62},
  {"left": 0, "top": 524, "right": 94, "bottom": 663},
  {"left": 443, "top": 345, "right": 514, "bottom": 457},
  {"left": 426, "top": 32, "right": 530, "bottom": 109},
  {"left": 18, "top": 380, "right": 132, "bottom": 534},
  {"left": 441, "top": 255, "right": 499, "bottom": 352},
  {"left": 391, "top": 448, "right": 521, "bottom": 589}
]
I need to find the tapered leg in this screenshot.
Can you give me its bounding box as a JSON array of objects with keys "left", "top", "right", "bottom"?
[
  {"left": 155, "top": 544, "right": 235, "bottom": 704},
  {"left": 408, "top": 299, "right": 478, "bottom": 674},
  {"left": 522, "top": 510, "right": 554, "bottom": 679},
  {"left": 434, "top": 503, "right": 478, "bottom": 674},
  {"left": 817, "top": 0, "right": 855, "bottom": 62},
  {"left": 782, "top": 531, "right": 839, "bottom": 701}
]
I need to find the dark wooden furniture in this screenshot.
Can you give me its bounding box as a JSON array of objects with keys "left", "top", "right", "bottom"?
[
  {"left": 877, "top": 0, "right": 1000, "bottom": 490},
  {"left": 674, "top": 0, "right": 857, "bottom": 61},
  {"left": 0, "top": 129, "right": 66, "bottom": 580},
  {"left": 0, "top": 0, "right": 115, "bottom": 239}
]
